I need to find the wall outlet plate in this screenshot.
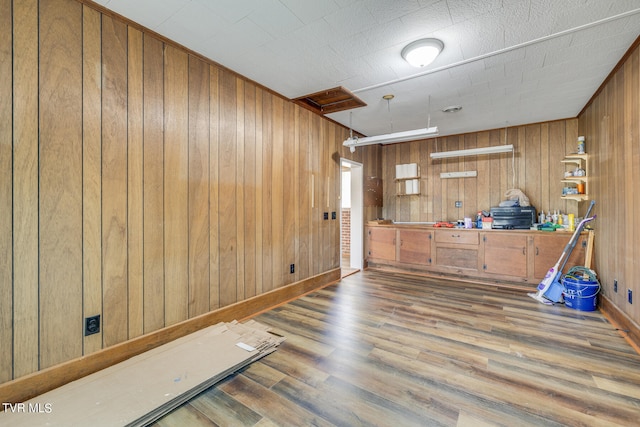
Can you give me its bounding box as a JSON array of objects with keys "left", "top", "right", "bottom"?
[
  {"left": 85, "top": 315, "right": 100, "bottom": 336},
  {"left": 455, "top": 201, "right": 462, "bottom": 208}
]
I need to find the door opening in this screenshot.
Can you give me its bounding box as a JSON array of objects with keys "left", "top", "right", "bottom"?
[{"left": 341, "top": 159, "right": 363, "bottom": 274}]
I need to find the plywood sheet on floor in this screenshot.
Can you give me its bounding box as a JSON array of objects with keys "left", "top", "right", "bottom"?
[{"left": 0, "top": 320, "right": 284, "bottom": 427}]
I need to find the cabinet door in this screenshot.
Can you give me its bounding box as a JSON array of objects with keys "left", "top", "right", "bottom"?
[
  {"left": 533, "top": 234, "right": 587, "bottom": 281},
  {"left": 368, "top": 227, "right": 396, "bottom": 261},
  {"left": 399, "top": 229, "right": 432, "bottom": 265},
  {"left": 482, "top": 233, "right": 528, "bottom": 278}
]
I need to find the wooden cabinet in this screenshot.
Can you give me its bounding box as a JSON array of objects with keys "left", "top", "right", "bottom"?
[
  {"left": 398, "top": 229, "right": 431, "bottom": 265},
  {"left": 365, "top": 225, "right": 591, "bottom": 287},
  {"left": 532, "top": 233, "right": 587, "bottom": 281},
  {"left": 433, "top": 230, "right": 479, "bottom": 271},
  {"left": 368, "top": 227, "right": 396, "bottom": 261},
  {"left": 482, "top": 233, "right": 528, "bottom": 278}
]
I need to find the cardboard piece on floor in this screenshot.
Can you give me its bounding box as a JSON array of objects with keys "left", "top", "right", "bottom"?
[{"left": 0, "top": 321, "right": 284, "bottom": 427}]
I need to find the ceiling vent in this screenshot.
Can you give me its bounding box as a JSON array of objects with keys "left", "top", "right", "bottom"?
[{"left": 293, "top": 86, "right": 366, "bottom": 115}]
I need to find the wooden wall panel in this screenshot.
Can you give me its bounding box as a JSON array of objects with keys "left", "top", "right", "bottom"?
[
  {"left": 12, "top": 0, "right": 39, "bottom": 379},
  {"left": 188, "top": 56, "right": 211, "bottom": 317},
  {"left": 164, "top": 45, "right": 190, "bottom": 326},
  {"left": 235, "top": 79, "right": 245, "bottom": 301},
  {"left": 579, "top": 42, "right": 640, "bottom": 325},
  {"left": 209, "top": 66, "right": 220, "bottom": 309},
  {"left": 218, "top": 70, "right": 238, "bottom": 305},
  {"left": 38, "top": 0, "right": 83, "bottom": 369},
  {"left": 297, "top": 108, "right": 311, "bottom": 279},
  {"left": 142, "top": 34, "right": 165, "bottom": 333},
  {"left": 271, "top": 96, "right": 285, "bottom": 287},
  {"left": 254, "top": 87, "right": 264, "bottom": 296},
  {"left": 382, "top": 120, "right": 579, "bottom": 223},
  {"left": 82, "top": 5, "right": 103, "bottom": 354},
  {"left": 127, "top": 27, "right": 144, "bottom": 339},
  {"left": 0, "top": 0, "right": 12, "bottom": 383},
  {"left": 243, "top": 83, "right": 257, "bottom": 298},
  {"left": 101, "top": 14, "right": 128, "bottom": 348},
  {"left": 3, "top": 0, "right": 350, "bottom": 384},
  {"left": 283, "top": 101, "right": 296, "bottom": 286},
  {"left": 261, "top": 91, "right": 274, "bottom": 292}
]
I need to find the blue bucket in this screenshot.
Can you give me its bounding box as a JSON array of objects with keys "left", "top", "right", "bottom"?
[{"left": 562, "top": 276, "right": 600, "bottom": 311}]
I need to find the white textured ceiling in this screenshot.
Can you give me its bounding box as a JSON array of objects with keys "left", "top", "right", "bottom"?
[{"left": 94, "top": 0, "right": 640, "bottom": 139}]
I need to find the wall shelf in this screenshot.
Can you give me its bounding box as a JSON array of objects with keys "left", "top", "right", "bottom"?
[{"left": 561, "top": 153, "right": 589, "bottom": 201}]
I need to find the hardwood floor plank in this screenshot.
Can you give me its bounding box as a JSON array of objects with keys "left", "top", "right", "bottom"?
[{"left": 157, "top": 270, "right": 640, "bottom": 426}]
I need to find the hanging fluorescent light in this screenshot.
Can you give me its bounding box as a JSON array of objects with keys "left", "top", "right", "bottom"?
[
  {"left": 401, "top": 38, "right": 444, "bottom": 67},
  {"left": 343, "top": 127, "right": 439, "bottom": 152},
  {"left": 430, "top": 144, "right": 513, "bottom": 159}
]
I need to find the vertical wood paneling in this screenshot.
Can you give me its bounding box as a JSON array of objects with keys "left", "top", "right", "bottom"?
[
  {"left": 254, "top": 87, "right": 264, "bottom": 295},
  {"left": 383, "top": 120, "right": 579, "bottom": 223},
  {"left": 297, "top": 108, "right": 311, "bottom": 279},
  {"left": 164, "top": 45, "right": 189, "bottom": 325},
  {"left": 0, "top": 0, "right": 12, "bottom": 383},
  {"left": 101, "top": 15, "right": 128, "bottom": 347},
  {"left": 209, "top": 66, "right": 220, "bottom": 309},
  {"left": 262, "top": 91, "right": 274, "bottom": 291},
  {"left": 579, "top": 42, "right": 640, "bottom": 323},
  {"left": 82, "top": 5, "right": 103, "bottom": 354},
  {"left": 271, "top": 96, "right": 285, "bottom": 287},
  {"left": 12, "top": 0, "right": 39, "bottom": 378},
  {"left": 4, "top": 0, "right": 353, "bottom": 383},
  {"left": 236, "top": 78, "right": 245, "bottom": 300},
  {"left": 219, "top": 69, "right": 238, "bottom": 304},
  {"left": 39, "top": 0, "right": 83, "bottom": 368},
  {"left": 188, "top": 56, "right": 210, "bottom": 317},
  {"left": 142, "top": 34, "right": 165, "bottom": 333},
  {"left": 283, "top": 101, "right": 296, "bottom": 285},
  {"left": 127, "top": 27, "right": 144, "bottom": 339},
  {"left": 243, "top": 84, "right": 257, "bottom": 297}
]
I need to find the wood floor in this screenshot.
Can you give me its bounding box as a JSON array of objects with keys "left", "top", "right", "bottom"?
[{"left": 151, "top": 270, "right": 640, "bottom": 427}]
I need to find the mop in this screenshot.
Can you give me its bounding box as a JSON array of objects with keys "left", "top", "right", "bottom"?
[{"left": 528, "top": 200, "right": 596, "bottom": 304}]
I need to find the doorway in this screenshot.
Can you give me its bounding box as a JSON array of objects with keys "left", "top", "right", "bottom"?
[{"left": 340, "top": 159, "right": 363, "bottom": 275}]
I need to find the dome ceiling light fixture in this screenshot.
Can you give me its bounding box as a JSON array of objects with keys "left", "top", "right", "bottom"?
[
  {"left": 442, "top": 105, "right": 462, "bottom": 113},
  {"left": 401, "top": 38, "right": 444, "bottom": 67}
]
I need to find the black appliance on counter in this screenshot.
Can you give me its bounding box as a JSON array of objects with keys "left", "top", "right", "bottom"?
[{"left": 490, "top": 206, "right": 537, "bottom": 229}]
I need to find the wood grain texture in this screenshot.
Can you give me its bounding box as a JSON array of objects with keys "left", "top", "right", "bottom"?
[
  {"left": 188, "top": 55, "right": 211, "bottom": 317},
  {"left": 156, "top": 270, "right": 640, "bottom": 427},
  {"left": 218, "top": 69, "right": 238, "bottom": 306},
  {"left": 101, "top": 14, "right": 129, "bottom": 348},
  {"left": 127, "top": 26, "right": 145, "bottom": 339},
  {"left": 82, "top": 4, "right": 103, "bottom": 354},
  {"left": 12, "top": 0, "right": 40, "bottom": 378},
  {"left": 236, "top": 78, "right": 246, "bottom": 301},
  {"left": 209, "top": 66, "right": 221, "bottom": 310},
  {"left": 0, "top": 0, "right": 12, "bottom": 383},
  {"left": 39, "top": 0, "right": 83, "bottom": 368},
  {"left": 0, "top": 269, "right": 340, "bottom": 405},
  {"left": 164, "top": 45, "right": 190, "bottom": 326},
  {"left": 142, "top": 34, "right": 166, "bottom": 333},
  {"left": 579, "top": 40, "right": 640, "bottom": 326},
  {"left": 383, "top": 120, "right": 579, "bottom": 223},
  {"left": 2, "top": 0, "right": 357, "bottom": 384},
  {"left": 243, "top": 83, "right": 257, "bottom": 298}
]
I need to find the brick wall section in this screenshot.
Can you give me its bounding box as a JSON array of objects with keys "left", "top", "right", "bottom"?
[{"left": 341, "top": 209, "right": 351, "bottom": 255}]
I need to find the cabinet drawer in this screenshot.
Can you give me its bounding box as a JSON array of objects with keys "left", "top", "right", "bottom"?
[{"left": 435, "top": 230, "right": 479, "bottom": 245}]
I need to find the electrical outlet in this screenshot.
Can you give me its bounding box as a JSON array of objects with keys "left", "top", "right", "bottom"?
[
  {"left": 331, "top": 211, "right": 336, "bottom": 220},
  {"left": 85, "top": 315, "right": 100, "bottom": 336},
  {"left": 323, "top": 212, "right": 329, "bottom": 220},
  {"left": 455, "top": 201, "right": 462, "bottom": 208},
  {"left": 290, "top": 264, "right": 295, "bottom": 274},
  {"left": 628, "top": 289, "right": 633, "bottom": 304},
  {"left": 614, "top": 280, "right": 618, "bottom": 293}
]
